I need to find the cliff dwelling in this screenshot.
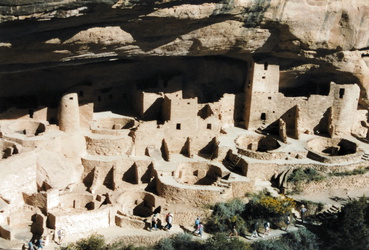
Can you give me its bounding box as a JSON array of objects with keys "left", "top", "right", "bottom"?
[{"left": 1, "top": 0, "right": 369, "bottom": 248}]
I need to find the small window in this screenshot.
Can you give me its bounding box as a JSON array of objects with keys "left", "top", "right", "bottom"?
[
  {"left": 207, "top": 123, "right": 212, "bottom": 130},
  {"left": 69, "top": 97, "right": 73, "bottom": 100},
  {"left": 268, "top": 96, "right": 272, "bottom": 100},
  {"left": 187, "top": 102, "right": 190, "bottom": 105},
  {"left": 262, "top": 76, "right": 266, "bottom": 79},
  {"left": 339, "top": 88, "right": 345, "bottom": 98},
  {"left": 261, "top": 113, "right": 266, "bottom": 120},
  {"left": 176, "top": 123, "right": 181, "bottom": 130},
  {"left": 264, "top": 62, "right": 268, "bottom": 70}
]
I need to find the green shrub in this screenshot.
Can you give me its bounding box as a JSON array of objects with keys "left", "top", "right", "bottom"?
[
  {"left": 155, "top": 233, "right": 201, "bottom": 250},
  {"left": 288, "top": 168, "right": 325, "bottom": 184},
  {"left": 108, "top": 239, "right": 150, "bottom": 250},
  {"left": 329, "top": 166, "right": 369, "bottom": 177},
  {"left": 206, "top": 198, "right": 246, "bottom": 233},
  {"left": 287, "top": 168, "right": 325, "bottom": 193},
  {"left": 244, "top": 192, "right": 295, "bottom": 220},
  {"left": 203, "top": 233, "right": 250, "bottom": 250},
  {"left": 322, "top": 196, "right": 369, "bottom": 249},
  {"left": 155, "top": 237, "right": 174, "bottom": 250},
  {"left": 252, "top": 228, "right": 320, "bottom": 250},
  {"left": 64, "top": 234, "right": 106, "bottom": 250}
]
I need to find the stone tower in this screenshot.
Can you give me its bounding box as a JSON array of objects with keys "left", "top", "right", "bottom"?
[{"left": 58, "top": 93, "right": 80, "bottom": 133}]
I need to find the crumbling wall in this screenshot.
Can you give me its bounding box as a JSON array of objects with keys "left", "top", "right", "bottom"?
[
  {"left": 85, "top": 133, "right": 133, "bottom": 156},
  {"left": 0, "top": 151, "right": 37, "bottom": 206},
  {"left": 331, "top": 84, "right": 360, "bottom": 136},
  {"left": 50, "top": 207, "right": 112, "bottom": 235}
]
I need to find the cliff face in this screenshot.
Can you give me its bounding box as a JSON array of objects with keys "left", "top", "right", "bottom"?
[{"left": 0, "top": 0, "right": 369, "bottom": 105}]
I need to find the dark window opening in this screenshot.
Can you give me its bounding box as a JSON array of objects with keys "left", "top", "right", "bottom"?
[
  {"left": 264, "top": 62, "right": 268, "bottom": 70},
  {"left": 69, "top": 97, "right": 73, "bottom": 100},
  {"left": 79, "top": 91, "right": 84, "bottom": 97},
  {"left": 207, "top": 123, "right": 212, "bottom": 130},
  {"left": 262, "top": 76, "right": 266, "bottom": 79},
  {"left": 280, "top": 82, "right": 330, "bottom": 97},
  {"left": 261, "top": 113, "right": 266, "bottom": 120},
  {"left": 49, "top": 117, "right": 56, "bottom": 124},
  {"left": 176, "top": 123, "right": 181, "bottom": 130},
  {"left": 268, "top": 96, "right": 272, "bottom": 100},
  {"left": 339, "top": 88, "right": 345, "bottom": 98},
  {"left": 29, "top": 110, "right": 34, "bottom": 118}
]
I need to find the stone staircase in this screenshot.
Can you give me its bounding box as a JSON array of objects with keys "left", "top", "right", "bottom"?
[
  {"left": 361, "top": 152, "right": 369, "bottom": 161},
  {"left": 310, "top": 204, "right": 341, "bottom": 224},
  {"left": 215, "top": 179, "right": 231, "bottom": 188}
]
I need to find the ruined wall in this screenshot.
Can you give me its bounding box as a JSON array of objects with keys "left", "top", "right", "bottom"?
[
  {"left": 0, "top": 151, "right": 37, "bottom": 206},
  {"left": 85, "top": 133, "right": 133, "bottom": 156},
  {"left": 50, "top": 207, "right": 113, "bottom": 235},
  {"left": 331, "top": 84, "right": 360, "bottom": 135},
  {"left": 246, "top": 63, "right": 360, "bottom": 136}
]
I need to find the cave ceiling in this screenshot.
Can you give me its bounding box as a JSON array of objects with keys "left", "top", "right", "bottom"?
[{"left": 0, "top": 0, "right": 369, "bottom": 104}]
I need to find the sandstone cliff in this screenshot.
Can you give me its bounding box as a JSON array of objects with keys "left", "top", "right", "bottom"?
[{"left": 0, "top": 0, "right": 368, "bottom": 104}]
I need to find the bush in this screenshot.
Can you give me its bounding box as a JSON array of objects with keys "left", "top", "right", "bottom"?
[
  {"left": 108, "top": 239, "right": 150, "bottom": 250},
  {"left": 287, "top": 168, "right": 325, "bottom": 193},
  {"left": 288, "top": 168, "right": 325, "bottom": 184},
  {"left": 155, "top": 233, "right": 201, "bottom": 250},
  {"left": 329, "top": 166, "right": 369, "bottom": 177},
  {"left": 252, "top": 228, "right": 320, "bottom": 250},
  {"left": 155, "top": 237, "right": 174, "bottom": 250},
  {"left": 321, "top": 196, "right": 369, "bottom": 249},
  {"left": 244, "top": 193, "right": 295, "bottom": 219},
  {"left": 64, "top": 234, "right": 106, "bottom": 250},
  {"left": 203, "top": 233, "right": 250, "bottom": 250},
  {"left": 206, "top": 198, "right": 246, "bottom": 233}
]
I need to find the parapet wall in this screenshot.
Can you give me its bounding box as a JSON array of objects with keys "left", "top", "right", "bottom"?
[{"left": 49, "top": 207, "right": 114, "bottom": 235}]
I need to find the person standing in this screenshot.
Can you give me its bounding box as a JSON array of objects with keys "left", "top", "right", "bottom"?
[
  {"left": 56, "top": 229, "right": 64, "bottom": 244},
  {"left": 250, "top": 222, "right": 259, "bottom": 239},
  {"left": 150, "top": 214, "right": 158, "bottom": 231},
  {"left": 300, "top": 205, "right": 307, "bottom": 223},
  {"left": 193, "top": 217, "right": 200, "bottom": 233},
  {"left": 229, "top": 225, "right": 238, "bottom": 237},
  {"left": 284, "top": 215, "right": 291, "bottom": 231},
  {"left": 164, "top": 213, "right": 173, "bottom": 230},
  {"left": 197, "top": 222, "right": 204, "bottom": 238},
  {"left": 263, "top": 221, "right": 270, "bottom": 237}
]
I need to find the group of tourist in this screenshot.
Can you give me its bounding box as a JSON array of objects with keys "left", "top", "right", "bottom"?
[
  {"left": 150, "top": 212, "right": 174, "bottom": 231},
  {"left": 150, "top": 213, "right": 204, "bottom": 238},
  {"left": 148, "top": 204, "right": 307, "bottom": 240}
]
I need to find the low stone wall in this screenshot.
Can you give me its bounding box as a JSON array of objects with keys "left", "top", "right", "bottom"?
[
  {"left": 238, "top": 148, "right": 288, "bottom": 160},
  {"left": 85, "top": 134, "right": 133, "bottom": 156},
  {"left": 50, "top": 207, "right": 114, "bottom": 235},
  {"left": 306, "top": 149, "right": 363, "bottom": 164},
  {"left": 298, "top": 175, "right": 369, "bottom": 194},
  {"left": 156, "top": 175, "right": 233, "bottom": 206}
]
